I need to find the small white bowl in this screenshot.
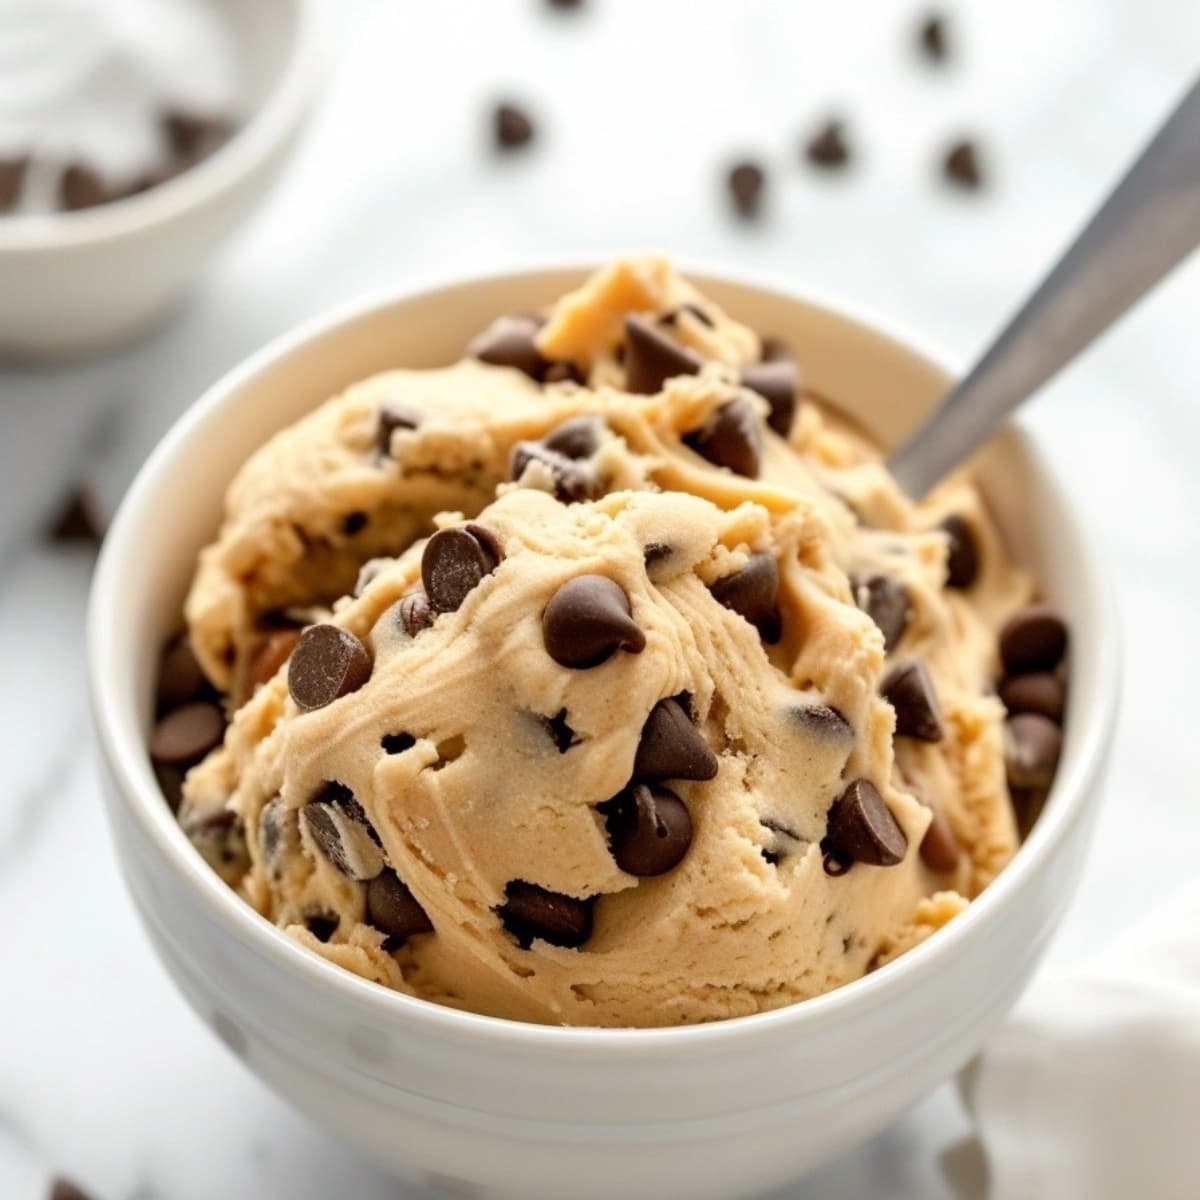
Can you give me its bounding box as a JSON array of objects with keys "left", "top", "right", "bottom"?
[
  {"left": 0, "top": 0, "right": 319, "bottom": 359},
  {"left": 88, "top": 267, "right": 1119, "bottom": 1200}
]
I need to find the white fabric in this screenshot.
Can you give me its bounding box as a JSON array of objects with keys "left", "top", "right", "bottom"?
[{"left": 962, "top": 879, "right": 1200, "bottom": 1200}]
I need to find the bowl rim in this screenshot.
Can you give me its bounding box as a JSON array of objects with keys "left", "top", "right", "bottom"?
[
  {"left": 0, "top": 0, "right": 321, "bottom": 254},
  {"left": 87, "top": 258, "right": 1121, "bottom": 1055}
]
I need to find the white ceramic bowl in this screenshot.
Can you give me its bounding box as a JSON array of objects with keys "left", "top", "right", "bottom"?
[
  {"left": 88, "top": 267, "right": 1119, "bottom": 1200},
  {"left": 0, "top": 0, "right": 319, "bottom": 359}
]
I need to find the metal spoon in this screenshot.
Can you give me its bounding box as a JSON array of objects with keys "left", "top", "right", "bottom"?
[{"left": 889, "top": 75, "right": 1200, "bottom": 499}]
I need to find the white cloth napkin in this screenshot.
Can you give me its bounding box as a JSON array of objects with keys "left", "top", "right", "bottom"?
[{"left": 960, "top": 878, "right": 1200, "bottom": 1200}]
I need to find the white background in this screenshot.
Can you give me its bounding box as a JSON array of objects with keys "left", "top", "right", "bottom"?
[{"left": 1, "top": 1, "right": 1197, "bottom": 1197}]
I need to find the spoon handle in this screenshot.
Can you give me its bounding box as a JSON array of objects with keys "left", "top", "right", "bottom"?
[{"left": 889, "top": 76, "right": 1200, "bottom": 498}]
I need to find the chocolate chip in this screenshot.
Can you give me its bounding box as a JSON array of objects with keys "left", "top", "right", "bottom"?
[
  {"left": 50, "top": 1178, "right": 95, "bottom": 1200},
  {"left": 340, "top": 511, "right": 368, "bottom": 537},
  {"left": 684, "top": 397, "right": 762, "bottom": 478},
  {"left": 287, "top": 624, "right": 372, "bottom": 711},
  {"left": 382, "top": 732, "right": 416, "bottom": 754},
  {"left": 918, "top": 12, "right": 949, "bottom": 62},
  {"left": 46, "top": 486, "right": 106, "bottom": 545},
  {"left": 789, "top": 703, "right": 854, "bottom": 741},
  {"left": 163, "top": 110, "right": 233, "bottom": 159},
  {"left": 602, "top": 783, "right": 692, "bottom": 876},
  {"left": 376, "top": 403, "right": 420, "bottom": 457},
  {"left": 822, "top": 779, "right": 908, "bottom": 869},
  {"left": 541, "top": 709, "right": 580, "bottom": 753},
  {"left": 727, "top": 160, "right": 766, "bottom": 218},
  {"left": 623, "top": 314, "right": 703, "bottom": 394},
  {"left": 306, "top": 913, "right": 338, "bottom": 942},
  {"left": 154, "top": 764, "right": 186, "bottom": 812},
  {"left": 851, "top": 572, "right": 911, "bottom": 652},
  {"left": 238, "top": 628, "right": 303, "bottom": 706},
  {"left": 302, "top": 786, "right": 384, "bottom": 881},
  {"left": 740, "top": 359, "right": 798, "bottom": 436},
  {"left": 881, "top": 658, "right": 944, "bottom": 742},
  {"left": 634, "top": 697, "right": 718, "bottom": 781},
  {"left": 0, "top": 156, "right": 26, "bottom": 211},
  {"left": 546, "top": 0, "right": 583, "bottom": 9},
  {"left": 498, "top": 881, "right": 593, "bottom": 948},
  {"left": 60, "top": 162, "right": 132, "bottom": 210},
  {"left": 805, "top": 119, "right": 850, "bottom": 170},
  {"left": 760, "top": 336, "right": 794, "bottom": 363},
  {"left": 709, "top": 552, "right": 781, "bottom": 643},
  {"left": 149, "top": 701, "right": 225, "bottom": 766},
  {"left": 999, "top": 604, "right": 1068, "bottom": 674},
  {"left": 467, "top": 313, "right": 546, "bottom": 378},
  {"left": 367, "top": 869, "right": 433, "bottom": 942},
  {"left": 543, "top": 415, "right": 602, "bottom": 458},
  {"left": 158, "top": 633, "right": 206, "bottom": 710},
  {"left": 939, "top": 514, "right": 979, "bottom": 588},
  {"left": 542, "top": 575, "right": 646, "bottom": 667},
  {"left": 398, "top": 592, "right": 434, "bottom": 637},
  {"left": 493, "top": 102, "right": 535, "bottom": 149},
  {"left": 1005, "top": 714, "right": 1062, "bottom": 791},
  {"left": 510, "top": 441, "right": 599, "bottom": 502},
  {"left": 919, "top": 804, "right": 961, "bottom": 873},
  {"left": 422, "top": 526, "right": 501, "bottom": 613},
  {"left": 998, "top": 672, "right": 1066, "bottom": 723},
  {"left": 943, "top": 139, "right": 984, "bottom": 189}
]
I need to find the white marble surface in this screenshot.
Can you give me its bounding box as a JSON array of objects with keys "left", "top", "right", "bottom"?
[{"left": 1, "top": 1, "right": 1197, "bottom": 1197}]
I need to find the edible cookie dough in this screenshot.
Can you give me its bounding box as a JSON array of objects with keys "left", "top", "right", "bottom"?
[{"left": 163, "top": 256, "right": 1056, "bottom": 1027}]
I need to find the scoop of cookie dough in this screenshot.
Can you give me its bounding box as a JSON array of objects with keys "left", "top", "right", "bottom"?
[{"left": 175, "top": 257, "right": 1034, "bottom": 1027}]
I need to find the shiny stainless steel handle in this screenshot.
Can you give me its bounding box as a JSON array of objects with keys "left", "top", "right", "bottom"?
[{"left": 890, "top": 75, "right": 1200, "bottom": 498}]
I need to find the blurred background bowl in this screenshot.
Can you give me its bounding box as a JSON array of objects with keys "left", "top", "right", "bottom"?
[
  {"left": 88, "top": 266, "right": 1118, "bottom": 1200},
  {"left": 0, "top": 0, "right": 320, "bottom": 360}
]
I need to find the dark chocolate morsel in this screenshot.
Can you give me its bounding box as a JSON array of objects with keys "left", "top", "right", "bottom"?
[
  {"left": 288, "top": 625, "right": 372, "bottom": 711},
  {"left": 50, "top": 1179, "right": 96, "bottom": 1200},
  {"left": 467, "top": 313, "right": 546, "bottom": 378},
  {"left": 542, "top": 415, "right": 602, "bottom": 459},
  {"left": 1005, "top": 714, "right": 1062, "bottom": 791},
  {"left": 939, "top": 514, "right": 979, "bottom": 589},
  {"left": 709, "top": 552, "right": 780, "bottom": 642},
  {"left": 684, "top": 397, "right": 762, "bottom": 479},
  {"left": 302, "top": 785, "right": 384, "bottom": 881},
  {"left": 541, "top": 708, "right": 580, "bottom": 753},
  {"left": 741, "top": 359, "right": 798, "bottom": 436},
  {"left": 542, "top": 575, "right": 646, "bottom": 668},
  {"left": 493, "top": 102, "right": 535, "bottom": 149},
  {"left": 623, "top": 314, "right": 703, "bottom": 394},
  {"left": 422, "top": 526, "right": 501, "bottom": 613},
  {"left": 998, "top": 672, "right": 1066, "bottom": 723},
  {"left": 0, "top": 157, "right": 27, "bottom": 212},
  {"left": 919, "top": 804, "right": 961, "bottom": 873},
  {"left": 943, "top": 139, "right": 984, "bottom": 189},
  {"left": 634, "top": 697, "right": 718, "bottom": 781},
  {"left": 727, "top": 160, "right": 766, "bottom": 218},
  {"left": 498, "top": 881, "right": 594, "bottom": 948},
  {"left": 602, "top": 783, "right": 692, "bottom": 876},
  {"left": 158, "top": 633, "right": 207, "bottom": 710},
  {"left": 46, "top": 486, "right": 106, "bottom": 545},
  {"left": 760, "top": 336, "right": 795, "bottom": 363},
  {"left": 999, "top": 604, "right": 1068, "bottom": 674},
  {"left": 376, "top": 403, "right": 420, "bottom": 456},
  {"left": 805, "top": 119, "right": 850, "bottom": 169},
  {"left": 510, "top": 442, "right": 599, "bottom": 502},
  {"left": 398, "top": 592, "right": 435, "bottom": 636},
  {"left": 822, "top": 779, "right": 908, "bottom": 868},
  {"left": 367, "top": 869, "right": 433, "bottom": 941},
  {"left": 149, "top": 701, "right": 225, "bottom": 766},
  {"left": 918, "top": 12, "right": 949, "bottom": 62},
  {"left": 850, "top": 571, "right": 911, "bottom": 653},
  {"left": 881, "top": 658, "right": 945, "bottom": 742}
]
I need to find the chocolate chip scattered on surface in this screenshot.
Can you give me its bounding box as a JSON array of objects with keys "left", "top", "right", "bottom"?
[
  {"left": 943, "top": 139, "right": 985, "bottom": 190},
  {"left": 493, "top": 102, "right": 535, "bottom": 150},
  {"left": 603, "top": 783, "right": 693, "bottom": 875},
  {"left": 881, "top": 658, "right": 945, "bottom": 742},
  {"left": 727, "top": 160, "right": 766, "bottom": 218},
  {"left": 823, "top": 780, "right": 908, "bottom": 870},
  {"left": 851, "top": 571, "right": 911, "bottom": 652},
  {"left": 805, "top": 118, "right": 851, "bottom": 170},
  {"left": 684, "top": 397, "right": 762, "bottom": 478},
  {"left": 709, "top": 552, "right": 781, "bottom": 642},
  {"left": 422, "top": 526, "right": 501, "bottom": 614},
  {"left": 498, "top": 881, "right": 594, "bottom": 949},
  {"left": 623, "top": 313, "right": 703, "bottom": 394},
  {"left": 634, "top": 697, "right": 719, "bottom": 781}
]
